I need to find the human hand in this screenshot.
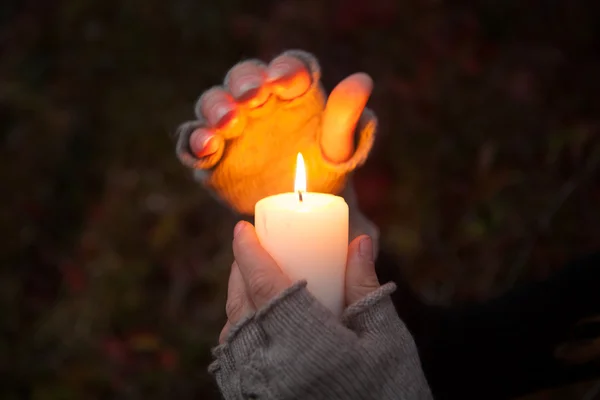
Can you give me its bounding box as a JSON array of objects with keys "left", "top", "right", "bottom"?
[
  {"left": 210, "top": 221, "right": 433, "bottom": 400},
  {"left": 175, "top": 50, "right": 377, "bottom": 216},
  {"left": 219, "top": 220, "right": 381, "bottom": 343}
]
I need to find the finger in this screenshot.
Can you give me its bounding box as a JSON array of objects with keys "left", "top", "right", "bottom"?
[
  {"left": 196, "top": 87, "right": 237, "bottom": 127},
  {"left": 345, "top": 235, "right": 380, "bottom": 306},
  {"left": 219, "top": 261, "right": 255, "bottom": 344},
  {"left": 219, "top": 321, "right": 232, "bottom": 344},
  {"left": 321, "top": 73, "right": 373, "bottom": 163},
  {"left": 196, "top": 87, "right": 245, "bottom": 139},
  {"left": 232, "top": 221, "right": 291, "bottom": 308},
  {"left": 225, "top": 261, "right": 255, "bottom": 325},
  {"left": 225, "top": 61, "right": 270, "bottom": 108},
  {"left": 266, "top": 55, "right": 312, "bottom": 100},
  {"left": 189, "top": 128, "right": 224, "bottom": 158}
]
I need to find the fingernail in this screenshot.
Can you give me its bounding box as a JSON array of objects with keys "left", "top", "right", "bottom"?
[
  {"left": 212, "top": 103, "right": 234, "bottom": 124},
  {"left": 190, "top": 130, "right": 214, "bottom": 157},
  {"left": 267, "top": 63, "right": 291, "bottom": 82},
  {"left": 236, "top": 77, "right": 261, "bottom": 99},
  {"left": 233, "top": 221, "right": 246, "bottom": 238},
  {"left": 359, "top": 236, "right": 373, "bottom": 261}
]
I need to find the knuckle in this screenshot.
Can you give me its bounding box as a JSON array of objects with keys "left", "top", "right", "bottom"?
[
  {"left": 361, "top": 268, "right": 380, "bottom": 290},
  {"left": 249, "top": 272, "right": 278, "bottom": 301},
  {"left": 225, "top": 296, "right": 244, "bottom": 321}
]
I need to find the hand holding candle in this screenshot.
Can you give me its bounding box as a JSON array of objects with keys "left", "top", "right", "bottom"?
[
  {"left": 255, "top": 153, "right": 349, "bottom": 316},
  {"left": 217, "top": 223, "right": 434, "bottom": 400},
  {"left": 221, "top": 216, "right": 380, "bottom": 343}
]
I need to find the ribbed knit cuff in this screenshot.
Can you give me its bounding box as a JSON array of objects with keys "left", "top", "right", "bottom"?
[
  {"left": 209, "top": 312, "right": 269, "bottom": 398},
  {"left": 342, "top": 282, "right": 397, "bottom": 335},
  {"left": 210, "top": 279, "right": 434, "bottom": 400},
  {"left": 255, "top": 281, "right": 358, "bottom": 342},
  {"left": 210, "top": 317, "right": 259, "bottom": 371}
]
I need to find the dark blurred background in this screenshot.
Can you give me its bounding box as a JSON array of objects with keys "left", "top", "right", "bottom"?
[{"left": 2, "top": 0, "right": 600, "bottom": 398}]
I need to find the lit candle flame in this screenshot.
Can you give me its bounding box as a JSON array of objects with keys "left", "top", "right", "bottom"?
[{"left": 294, "top": 153, "right": 306, "bottom": 198}]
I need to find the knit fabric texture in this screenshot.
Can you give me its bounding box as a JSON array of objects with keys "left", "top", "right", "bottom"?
[
  {"left": 209, "top": 281, "right": 433, "bottom": 400},
  {"left": 175, "top": 50, "right": 377, "bottom": 216}
]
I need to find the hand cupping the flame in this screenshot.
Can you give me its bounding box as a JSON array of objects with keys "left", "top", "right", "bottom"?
[{"left": 174, "top": 50, "right": 376, "bottom": 216}]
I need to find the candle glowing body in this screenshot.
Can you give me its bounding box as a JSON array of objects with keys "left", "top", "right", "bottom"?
[{"left": 254, "top": 154, "right": 349, "bottom": 316}]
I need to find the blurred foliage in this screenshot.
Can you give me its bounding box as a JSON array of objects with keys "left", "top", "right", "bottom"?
[{"left": 1, "top": 0, "right": 600, "bottom": 398}]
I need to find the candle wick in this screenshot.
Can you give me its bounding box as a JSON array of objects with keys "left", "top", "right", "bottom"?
[{"left": 298, "top": 190, "right": 303, "bottom": 202}]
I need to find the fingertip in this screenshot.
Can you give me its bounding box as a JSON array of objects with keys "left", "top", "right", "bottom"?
[
  {"left": 197, "top": 88, "right": 236, "bottom": 127},
  {"left": 232, "top": 221, "right": 258, "bottom": 259},
  {"left": 233, "top": 220, "right": 250, "bottom": 238},
  {"left": 358, "top": 235, "right": 373, "bottom": 262},
  {"left": 347, "top": 234, "right": 373, "bottom": 265},
  {"left": 266, "top": 55, "right": 312, "bottom": 99},
  {"left": 347, "top": 234, "right": 362, "bottom": 257},
  {"left": 328, "top": 73, "right": 373, "bottom": 108},
  {"left": 226, "top": 61, "right": 270, "bottom": 108},
  {"left": 228, "top": 63, "right": 264, "bottom": 98},
  {"left": 266, "top": 55, "right": 300, "bottom": 80},
  {"left": 189, "top": 129, "right": 222, "bottom": 158},
  {"left": 321, "top": 73, "right": 373, "bottom": 163},
  {"left": 350, "top": 72, "right": 373, "bottom": 93}
]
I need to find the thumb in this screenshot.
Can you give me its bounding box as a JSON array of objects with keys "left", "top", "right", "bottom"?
[
  {"left": 345, "top": 235, "right": 380, "bottom": 306},
  {"left": 232, "top": 221, "right": 291, "bottom": 308},
  {"left": 321, "top": 73, "right": 373, "bottom": 163}
]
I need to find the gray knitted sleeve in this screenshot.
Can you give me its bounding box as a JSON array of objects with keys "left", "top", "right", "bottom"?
[{"left": 209, "top": 282, "right": 433, "bottom": 400}]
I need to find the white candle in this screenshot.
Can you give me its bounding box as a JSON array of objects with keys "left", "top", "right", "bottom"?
[{"left": 255, "top": 153, "right": 349, "bottom": 316}]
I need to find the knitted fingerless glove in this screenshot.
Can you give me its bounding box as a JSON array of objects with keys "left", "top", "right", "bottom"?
[
  {"left": 175, "top": 50, "right": 376, "bottom": 216},
  {"left": 209, "top": 282, "right": 433, "bottom": 400}
]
